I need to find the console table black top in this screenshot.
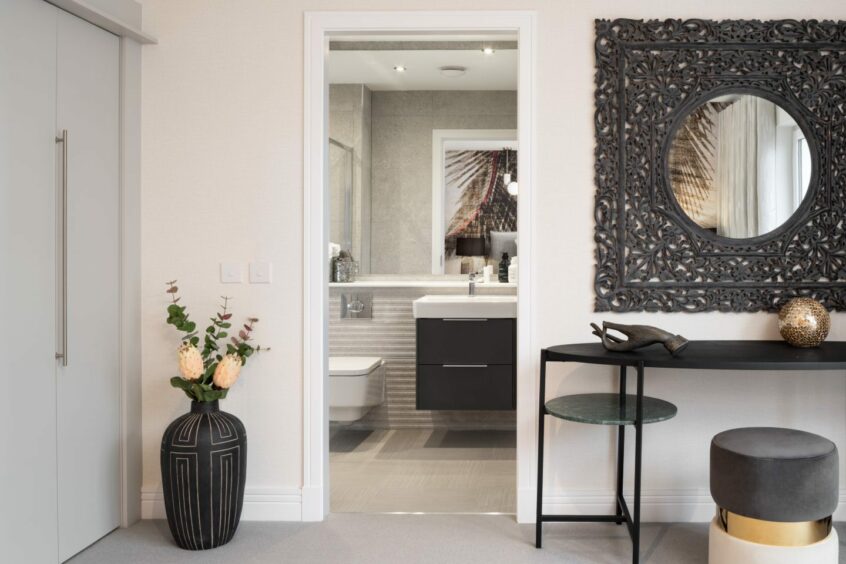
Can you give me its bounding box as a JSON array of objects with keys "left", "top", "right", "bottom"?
[{"left": 544, "top": 341, "right": 846, "bottom": 370}]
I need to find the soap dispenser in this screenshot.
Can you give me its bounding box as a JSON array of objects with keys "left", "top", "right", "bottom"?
[
  {"left": 498, "top": 252, "right": 510, "bottom": 283},
  {"left": 508, "top": 256, "right": 518, "bottom": 283}
]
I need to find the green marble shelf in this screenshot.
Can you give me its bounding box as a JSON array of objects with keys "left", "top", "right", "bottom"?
[{"left": 544, "top": 393, "right": 677, "bottom": 426}]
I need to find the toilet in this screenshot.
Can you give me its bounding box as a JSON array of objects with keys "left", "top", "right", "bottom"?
[{"left": 329, "top": 356, "right": 385, "bottom": 422}]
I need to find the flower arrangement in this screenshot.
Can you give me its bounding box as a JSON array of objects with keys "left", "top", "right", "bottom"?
[{"left": 165, "top": 280, "right": 267, "bottom": 402}]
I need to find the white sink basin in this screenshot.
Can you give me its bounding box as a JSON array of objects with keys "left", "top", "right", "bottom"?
[{"left": 412, "top": 294, "right": 517, "bottom": 319}]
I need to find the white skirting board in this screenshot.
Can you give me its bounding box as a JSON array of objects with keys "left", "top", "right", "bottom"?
[
  {"left": 520, "top": 489, "right": 846, "bottom": 524},
  {"left": 142, "top": 487, "right": 846, "bottom": 523},
  {"left": 141, "top": 487, "right": 302, "bottom": 521}
]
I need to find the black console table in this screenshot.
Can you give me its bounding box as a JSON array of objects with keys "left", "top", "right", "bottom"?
[{"left": 536, "top": 341, "right": 846, "bottom": 564}]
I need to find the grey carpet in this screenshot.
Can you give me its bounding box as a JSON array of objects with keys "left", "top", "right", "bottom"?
[{"left": 66, "top": 515, "right": 846, "bottom": 564}]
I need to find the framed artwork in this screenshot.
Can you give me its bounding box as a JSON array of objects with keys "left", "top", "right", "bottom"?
[{"left": 431, "top": 130, "right": 518, "bottom": 274}]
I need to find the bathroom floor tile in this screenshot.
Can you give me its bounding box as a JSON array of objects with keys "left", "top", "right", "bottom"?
[{"left": 330, "top": 428, "right": 516, "bottom": 513}]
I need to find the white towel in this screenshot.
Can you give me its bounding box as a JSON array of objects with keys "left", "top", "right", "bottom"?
[{"left": 328, "top": 242, "right": 341, "bottom": 260}]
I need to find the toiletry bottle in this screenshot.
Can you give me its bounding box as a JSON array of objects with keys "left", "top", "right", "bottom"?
[
  {"left": 498, "top": 252, "right": 509, "bottom": 283},
  {"left": 330, "top": 255, "right": 341, "bottom": 282},
  {"left": 508, "top": 256, "right": 518, "bottom": 284}
]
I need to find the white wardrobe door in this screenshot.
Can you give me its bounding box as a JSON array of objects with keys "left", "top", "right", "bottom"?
[
  {"left": 56, "top": 10, "right": 121, "bottom": 562},
  {"left": 0, "top": 1, "right": 59, "bottom": 562}
]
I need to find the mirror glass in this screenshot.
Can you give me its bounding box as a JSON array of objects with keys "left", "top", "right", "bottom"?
[
  {"left": 668, "top": 94, "right": 812, "bottom": 239},
  {"left": 327, "top": 40, "right": 519, "bottom": 277}
]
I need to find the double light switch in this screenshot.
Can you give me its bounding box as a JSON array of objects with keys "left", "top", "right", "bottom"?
[{"left": 220, "top": 262, "right": 272, "bottom": 284}]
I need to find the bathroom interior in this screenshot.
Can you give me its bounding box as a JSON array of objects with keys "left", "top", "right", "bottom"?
[{"left": 327, "top": 34, "right": 520, "bottom": 513}]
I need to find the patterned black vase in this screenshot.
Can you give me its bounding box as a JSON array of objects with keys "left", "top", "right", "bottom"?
[{"left": 160, "top": 400, "right": 247, "bottom": 550}]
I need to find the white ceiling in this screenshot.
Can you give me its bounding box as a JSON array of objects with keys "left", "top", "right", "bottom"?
[{"left": 327, "top": 49, "right": 518, "bottom": 91}]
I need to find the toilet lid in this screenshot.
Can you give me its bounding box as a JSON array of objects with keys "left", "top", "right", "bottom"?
[{"left": 329, "top": 356, "right": 383, "bottom": 376}]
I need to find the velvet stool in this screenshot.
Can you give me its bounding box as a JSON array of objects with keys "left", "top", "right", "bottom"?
[{"left": 708, "top": 427, "right": 839, "bottom": 564}]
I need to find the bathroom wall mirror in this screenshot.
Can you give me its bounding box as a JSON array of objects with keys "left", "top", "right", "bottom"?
[
  {"left": 593, "top": 19, "right": 846, "bottom": 313},
  {"left": 668, "top": 94, "right": 813, "bottom": 239},
  {"left": 433, "top": 131, "right": 517, "bottom": 274},
  {"left": 327, "top": 40, "right": 519, "bottom": 277}
]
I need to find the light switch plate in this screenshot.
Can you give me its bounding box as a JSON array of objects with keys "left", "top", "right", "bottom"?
[
  {"left": 220, "top": 262, "right": 243, "bottom": 284},
  {"left": 249, "top": 261, "right": 272, "bottom": 284}
]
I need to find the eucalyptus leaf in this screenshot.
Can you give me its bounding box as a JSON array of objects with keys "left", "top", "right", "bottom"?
[
  {"left": 202, "top": 389, "right": 228, "bottom": 401},
  {"left": 170, "top": 377, "right": 192, "bottom": 392}
]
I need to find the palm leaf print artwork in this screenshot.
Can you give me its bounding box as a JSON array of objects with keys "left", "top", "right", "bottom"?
[
  {"left": 443, "top": 149, "right": 517, "bottom": 260},
  {"left": 668, "top": 103, "right": 727, "bottom": 229}
]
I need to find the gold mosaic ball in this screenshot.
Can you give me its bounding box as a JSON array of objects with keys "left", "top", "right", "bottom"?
[{"left": 778, "top": 298, "right": 830, "bottom": 348}]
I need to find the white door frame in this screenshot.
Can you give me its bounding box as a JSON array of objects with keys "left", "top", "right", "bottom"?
[{"left": 303, "top": 10, "right": 538, "bottom": 522}]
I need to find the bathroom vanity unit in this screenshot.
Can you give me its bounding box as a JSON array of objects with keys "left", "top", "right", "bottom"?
[{"left": 413, "top": 295, "right": 517, "bottom": 410}]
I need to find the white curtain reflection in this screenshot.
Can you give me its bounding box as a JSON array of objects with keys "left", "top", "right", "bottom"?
[{"left": 716, "top": 96, "right": 777, "bottom": 238}]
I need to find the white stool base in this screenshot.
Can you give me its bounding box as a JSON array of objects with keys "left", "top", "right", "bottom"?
[{"left": 708, "top": 518, "right": 838, "bottom": 564}]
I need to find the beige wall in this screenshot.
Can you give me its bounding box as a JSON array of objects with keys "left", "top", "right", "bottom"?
[
  {"left": 140, "top": 0, "right": 846, "bottom": 521},
  {"left": 370, "top": 90, "right": 517, "bottom": 274}
]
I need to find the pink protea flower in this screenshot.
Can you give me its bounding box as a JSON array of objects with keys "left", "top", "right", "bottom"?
[
  {"left": 177, "top": 343, "right": 203, "bottom": 381},
  {"left": 213, "top": 354, "right": 243, "bottom": 389}
]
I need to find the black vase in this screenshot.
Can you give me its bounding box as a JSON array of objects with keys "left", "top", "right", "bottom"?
[{"left": 160, "top": 400, "right": 247, "bottom": 550}]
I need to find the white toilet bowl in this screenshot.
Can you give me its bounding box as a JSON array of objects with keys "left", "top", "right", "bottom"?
[{"left": 329, "top": 356, "right": 385, "bottom": 422}]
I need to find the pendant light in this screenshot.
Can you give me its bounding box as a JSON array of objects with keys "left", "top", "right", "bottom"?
[{"left": 503, "top": 149, "right": 518, "bottom": 196}]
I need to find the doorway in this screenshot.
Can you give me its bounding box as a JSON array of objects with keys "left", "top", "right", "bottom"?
[{"left": 303, "top": 11, "right": 537, "bottom": 522}]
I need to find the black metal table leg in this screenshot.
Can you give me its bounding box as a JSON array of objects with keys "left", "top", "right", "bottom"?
[
  {"left": 615, "top": 366, "right": 627, "bottom": 524},
  {"left": 535, "top": 350, "right": 548, "bottom": 548},
  {"left": 536, "top": 356, "right": 652, "bottom": 563},
  {"left": 632, "top": 362, "right": 645, "bottom": 564}
]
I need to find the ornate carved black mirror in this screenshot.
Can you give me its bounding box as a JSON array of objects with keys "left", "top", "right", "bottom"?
[{"left": 593, "top": 19, "right": 846, "bottom": 312}]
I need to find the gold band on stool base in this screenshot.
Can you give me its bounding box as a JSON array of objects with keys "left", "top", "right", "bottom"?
[{"left": 718, "top": 507, "right": 832, "bottom": 547}]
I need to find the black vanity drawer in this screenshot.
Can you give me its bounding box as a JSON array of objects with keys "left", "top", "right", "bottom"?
[
  {"left": 416, "top": 318, "right": 514, "bottom": 365},
  {"left": 416, "top": 364, "right": 515, "bottom": 410}
]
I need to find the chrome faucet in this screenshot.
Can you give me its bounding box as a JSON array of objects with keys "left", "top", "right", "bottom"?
[{"left": 469, "top": 272, "right": 477, "bottom": 296}]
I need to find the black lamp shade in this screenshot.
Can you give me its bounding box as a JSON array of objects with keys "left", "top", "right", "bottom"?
[{"left": 456, "top": 237, "right": 486, "bottom": 257}]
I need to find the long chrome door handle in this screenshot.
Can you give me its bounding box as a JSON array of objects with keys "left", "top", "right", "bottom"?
[
  {"left": 442, "top": 364, "right": 489, "bottom": 368},
  {"left": 56, "top": 130, "right": 67, "bottom": 367}
]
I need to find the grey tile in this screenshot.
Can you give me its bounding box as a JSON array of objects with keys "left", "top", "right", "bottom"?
[
  {"left": 426, "top": 430, "right": 517, "bottom": 449},
  {"left": 367, "top": 91, "right": 519, "bottom": 275},
  {"left": 329, "top": 110, "right": 355, "bottom": 145},
  {"left": 432, "top": 114, "right": 518, "bottom": 130},
  {"left": 372, "top": 91, "right": 434, "bottom": 116},
  {"left": 371, "top": 115, "right": 434, "bottom": 163},
  {"left": 433, "top": 90, "right": 517, "bottom": 116},
  {"left": 331, "top": 429, "right": 516, "bottom": 512},
  {"left": 329, "top": 84, "right": 364, "bottom": 112},
  {"left": 330, "top": 428, "right": 375, "bottom": 453}
]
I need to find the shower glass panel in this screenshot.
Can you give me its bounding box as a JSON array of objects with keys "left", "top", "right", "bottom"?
[{"left": 329, "top": 138, "right": 354, "bottom": 254}]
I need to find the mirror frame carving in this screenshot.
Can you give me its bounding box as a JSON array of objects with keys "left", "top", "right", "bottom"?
[{"left": 594, "top": 18, "right": 846, "bottom": 312}]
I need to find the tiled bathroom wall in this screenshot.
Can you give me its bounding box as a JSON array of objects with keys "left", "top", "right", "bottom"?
[
  {"left": 370, "top": 90, "right": 518, "bottom": 274},
  {"left": 329, "top": 285, "right": 517, "bottom": 429},
  {"left": 329, "top": 84, "right": 372, "bottom": 273}
]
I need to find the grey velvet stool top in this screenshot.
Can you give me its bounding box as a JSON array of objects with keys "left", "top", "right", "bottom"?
[{"left": 710, "top": 427, "right": 838, "bottom": 522}]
